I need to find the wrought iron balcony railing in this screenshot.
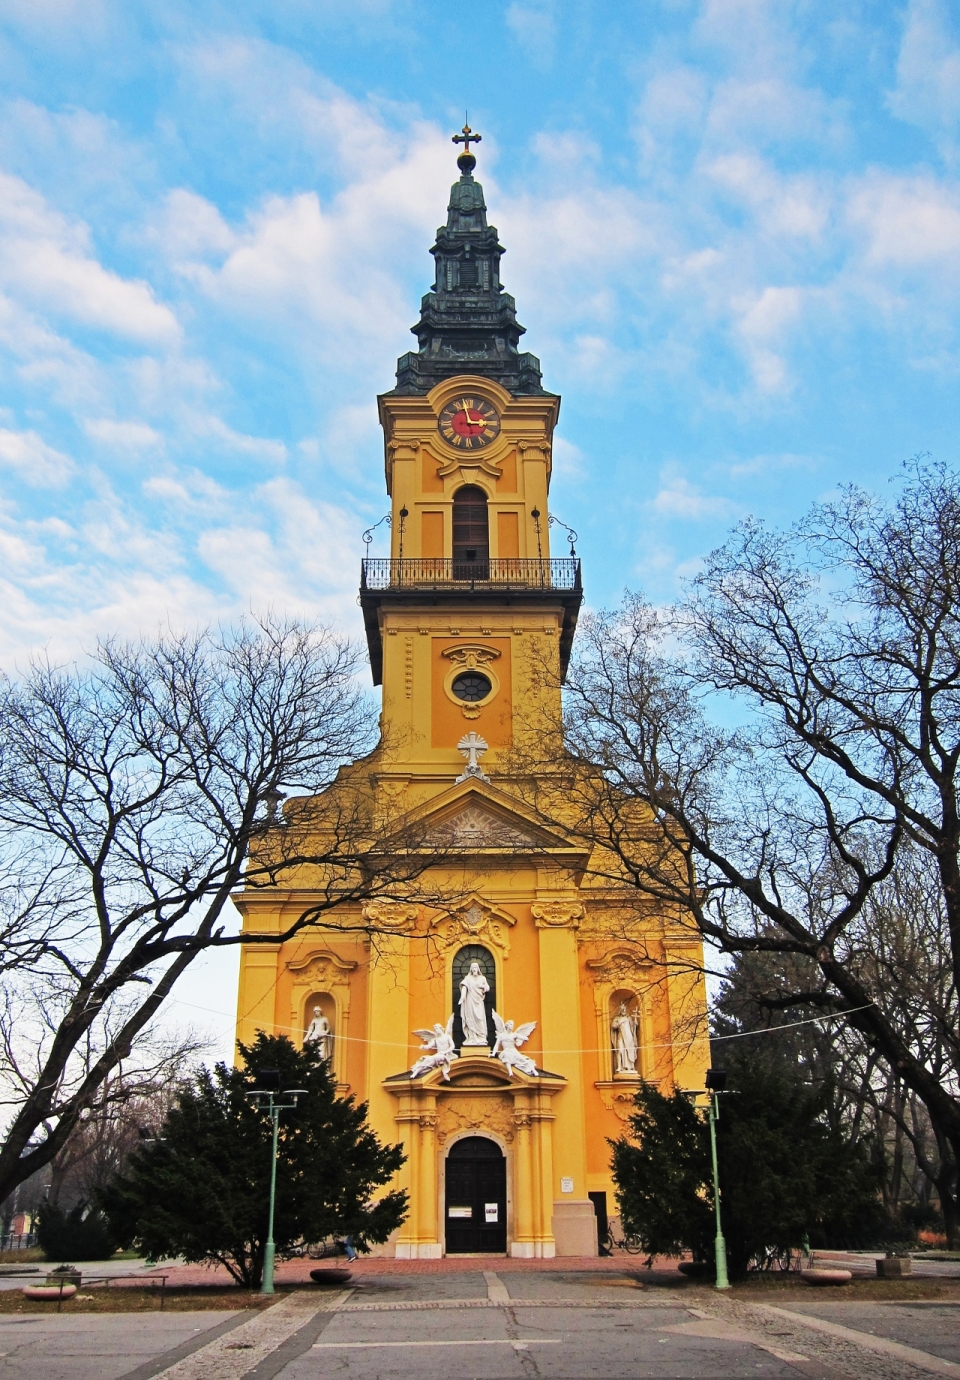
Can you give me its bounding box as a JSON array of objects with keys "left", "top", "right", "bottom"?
[{"left": 361, "top": 557, "right": 581, "bottom": 593}]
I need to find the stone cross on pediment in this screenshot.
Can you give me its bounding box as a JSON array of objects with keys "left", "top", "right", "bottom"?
[{"left": 456, "top": 732, "right": 489, "bottom": 783}]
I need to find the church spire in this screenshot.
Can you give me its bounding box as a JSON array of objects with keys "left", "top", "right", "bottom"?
[{"left": 389, "top": 126, "right": 548, "bottom": 397}]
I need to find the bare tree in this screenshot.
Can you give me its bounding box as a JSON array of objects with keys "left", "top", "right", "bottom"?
[
  {"left": 0, "top": 616, "right": 437, "bottom": 1205},
  {"left": 524, "top": 461, "right": 960, "bottom": 1241},
  {"left": 714, "top": 857, "right": 956, "bottom": 1234}
]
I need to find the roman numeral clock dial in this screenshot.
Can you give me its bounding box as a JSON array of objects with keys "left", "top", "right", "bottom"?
[{"left": 438, "top": 396, "right": 501, "bottom": 450}]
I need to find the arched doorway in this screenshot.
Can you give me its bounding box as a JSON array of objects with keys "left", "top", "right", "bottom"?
[
  {"left": 444, "top": 1136, "right": 507, "bottom": 1254},
  {"left": 452, "top": 485, "right": 489, "bottom": 579},
  {"left": 451, "top": 945, "right": 496, "bottom": 1050}
]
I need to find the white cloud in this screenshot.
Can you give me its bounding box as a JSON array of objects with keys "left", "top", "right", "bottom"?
[
  {"left": 153, "top": 189, "right": 236, "bottom": 262},
  {"left": 0, "top": 172, "right": 181, "bottom": 344},
  {"left": 143, "top": 470, "right": 226, "bottom": 506},
  {"left": 198, "top": 478, "right": 360, "bottom": 621},
  {"left": 652, "top": 472, "right": 736, "bottom": 521},
  {"left": 848, "top": 173, "right": 960, "bottom": 267},
  {"left": 194, "top": 416, "right": 287, "bottom": 464},
  {"left": 84, "top": 418, "right": 163, "bottom": 448},
  {"left": 890, "top": 0, "right": 960, "bottom": 152},
  {"left": 706, "top": 155, "right": 828, "bottom": 239},
  {"left": 505, "top": 1, "right": 556, "bottom": 68},
  {"left": 0, "top": 428, "right": 73, "bottom": 486}
]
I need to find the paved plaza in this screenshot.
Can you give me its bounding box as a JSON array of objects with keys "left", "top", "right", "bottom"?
[{"left": 4, "top": 1264, "right": 960, "bottom": 1380}]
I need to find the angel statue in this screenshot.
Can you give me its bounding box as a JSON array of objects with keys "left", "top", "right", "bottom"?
[
  {"left": 410, "top": 1016, "right": 458, "bottom": 1081},
  {"left": 491, "top": 1011, "right": 538, "bottom": 1078}
]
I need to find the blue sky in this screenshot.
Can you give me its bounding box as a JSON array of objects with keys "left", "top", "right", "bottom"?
[{"left": 2, "top": 0, "right": 959, "bottom": 1051}]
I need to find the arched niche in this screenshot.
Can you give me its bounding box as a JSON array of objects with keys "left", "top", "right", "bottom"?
[
  {"left": 451, "top": 944, "right": 496, "bottom": 1050},
  {"left": 287, "top": 950, "right": 356, "bottom": 1088}
]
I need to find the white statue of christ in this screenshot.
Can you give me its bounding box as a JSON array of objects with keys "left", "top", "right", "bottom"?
[{"left": 458, "top": 961, "right": 490, "bottom": 1046}]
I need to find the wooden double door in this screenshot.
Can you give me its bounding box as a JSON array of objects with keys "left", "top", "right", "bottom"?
[{"left": 444, "top": 1136, "right": 507, "bottom": 1254}]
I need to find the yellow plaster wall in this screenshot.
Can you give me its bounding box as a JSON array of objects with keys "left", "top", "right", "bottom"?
[
  {"left": 233, "top": 369, "right": 710, "bottom": 1256},
  {"left": 430, "top": 636, "right": 513, "bottom": 749}
]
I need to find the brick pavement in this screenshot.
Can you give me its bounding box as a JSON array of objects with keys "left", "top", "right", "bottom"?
[{"left": 148, "top": 1251, "right": 666, "bottom": 1288}]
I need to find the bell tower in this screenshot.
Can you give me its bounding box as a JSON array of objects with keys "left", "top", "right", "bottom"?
[
  {"left": 235, "top": 126, "right": 709, "bottom": 1265},
  {"left": 361, "top": 127, "right": 582, "bottom": 794}
]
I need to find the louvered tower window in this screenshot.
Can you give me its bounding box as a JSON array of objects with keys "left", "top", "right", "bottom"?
[{"left": 452, "top": 486, "right": 489, "bottom": 577}]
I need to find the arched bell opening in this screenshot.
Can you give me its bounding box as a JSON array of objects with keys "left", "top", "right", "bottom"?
[
  {"left": 452, "top": 485, "right": 489, "bottom": 578},
  {"left": 444, "top": 1135, "right": 507, "bottom": 1254},
  {"left": 451, "top": 944, "right": 497, "bottom": 1050}
]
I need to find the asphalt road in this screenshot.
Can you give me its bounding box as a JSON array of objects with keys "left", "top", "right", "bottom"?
[
  {"left": 6, "top": 1270, "right": 960, "bottom": 1380},
  {"left": 0, "top": 1309, "right": 238, "bottom": 1380}
]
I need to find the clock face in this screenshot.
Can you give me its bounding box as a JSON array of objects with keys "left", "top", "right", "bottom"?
[{"left": 438, "top": 396, "right": 501, "bottom": 450}]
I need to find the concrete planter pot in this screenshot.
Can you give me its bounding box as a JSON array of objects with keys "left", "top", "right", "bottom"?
[
  {"left": 23, "top": 1284, "right": 77, "bottom": 1301},
  {"left": 800, "top": 1269, "right": 852, "bottom": 1286},
  {"left": 310, "top": 1267, "right": 353, "bottom": 1286}
]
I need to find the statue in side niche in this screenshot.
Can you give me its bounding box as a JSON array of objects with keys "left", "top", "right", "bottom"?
[
  {"left": 458, "top": 960, "right": 491, "bottom": 1046},
  {"left": 410, "top": 1016, "right": 458, "bottom": 1081},
  {"left": 304, "top": 1006, "right": 333, "bottom": 1062},
  {"left": 491, "top": 1011, "right": 538, "bottom": 1077},
  {"left": 611, "top": 1002, "right": 639, "bottom": 1075}
]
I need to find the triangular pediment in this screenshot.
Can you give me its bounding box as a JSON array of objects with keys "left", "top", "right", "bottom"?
[
  {"left": 432, "top": 801, "right": 540, "bottom": 850},
  {"left": 396, "top": 780, "right": 581, "bottom": 857}
]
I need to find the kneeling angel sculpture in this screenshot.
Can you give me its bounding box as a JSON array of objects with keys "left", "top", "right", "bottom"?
[
  {"left": 410, "top": 1016, "right": 457, "bottom": 1081},
  {"left": 492, "top": 1011, "right": 538, "bottom": 1077}
]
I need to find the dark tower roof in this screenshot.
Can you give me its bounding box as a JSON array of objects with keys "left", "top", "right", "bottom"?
[{"left": 387, "top": 127, "right": 549, "bottom": 397}]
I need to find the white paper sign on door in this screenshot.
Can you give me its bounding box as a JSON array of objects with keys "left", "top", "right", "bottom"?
[
  {"left": 484, "top": 1202, "right": 499, "bottom": 1222},
  {"left": 448, "top": 1206, "right": 472, "bottom": 1218}
]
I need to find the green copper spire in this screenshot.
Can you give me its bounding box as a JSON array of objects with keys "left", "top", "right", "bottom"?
[{"left": 389, "top": 126, "right": 547, "bottom": 397}]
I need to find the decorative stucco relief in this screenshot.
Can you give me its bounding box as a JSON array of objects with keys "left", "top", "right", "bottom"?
[
  {"left": 361, "top": 901, "right": 420, "bottom": 932},
  {"left": 288, "top": 950, "right": 357, "bottom": 984},
  {"left": 436, "top": 1094, "right": 515, "bottom": 1145},
  {"left": 585, "top": 949, "right": 654, "bottom": 986},
  {"left": 596, "top": 1083, "right": 641, "bottom": 1125},
  {"left": 429, "top": 898, "right": 514, "bottom": 956},
  {"left": 430, "top": 804, "right": 540, "bottom": 850},
  {"left": 531, "top": 900, "right": 584, "bottom": 929}
]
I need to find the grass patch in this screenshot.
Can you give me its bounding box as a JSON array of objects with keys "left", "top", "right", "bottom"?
[
  {"left": 729, "top": 1272, "right": 960, "bottom": 1301},
  {"left": 0, "top": 1284, "right": 313, "bottom": 1313},
  {"left": 0, "top": 1249, "right": 44, "bottom": 1265}
]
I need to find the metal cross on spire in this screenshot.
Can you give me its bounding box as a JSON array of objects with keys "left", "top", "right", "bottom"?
[
  {"left": 452, "top": 121, "right": 482, "bottom": 173},
  {"left": 452, "top": 122, "right": 482, "bottom": 155}
]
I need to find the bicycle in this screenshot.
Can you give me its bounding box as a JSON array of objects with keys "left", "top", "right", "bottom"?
[
  {"left": 279, "top": 1237, "right": 349, "bottom": 1262},
  {"left": 599, "top": 1225, "right": 648, "bottom": 1256},
  {"left": 748, "top": 1245, "right": 800, "bottom": 1273}
]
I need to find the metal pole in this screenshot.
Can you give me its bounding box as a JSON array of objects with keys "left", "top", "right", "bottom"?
[
  {"left": 261, "top": 1098, "right": 280, "bottom": 1296},
  {"left": 708, "top": 1093, "right": 730, "bottom": 1290}
]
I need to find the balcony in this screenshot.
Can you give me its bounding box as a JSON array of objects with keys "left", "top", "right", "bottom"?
[{"left": 360, "top": 557, "right": 581, "bottom": 593}]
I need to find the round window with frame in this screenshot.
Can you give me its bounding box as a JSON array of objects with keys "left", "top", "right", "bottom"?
[{"left": 451, "top": 671, "right": 492, "bottom": 703}]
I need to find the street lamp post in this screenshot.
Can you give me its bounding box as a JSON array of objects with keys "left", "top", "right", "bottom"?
[
  {"left": 245, "top": 1072, "right": 306, "bottom": 1296},
  {"left": 705, "top": 1067, "right": 730, "bottom": 1290}
]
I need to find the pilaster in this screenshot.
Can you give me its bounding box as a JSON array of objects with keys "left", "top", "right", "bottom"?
[
  {"left": 235, "top": 941, "right": 280, "bottom": 1053},
  {"left": 532, "top": 895, "right": 588, "bottom": 1213}
]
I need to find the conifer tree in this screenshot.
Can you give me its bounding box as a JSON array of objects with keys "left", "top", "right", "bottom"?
[{"left": 101, "top": 1034, "right": 406, "bottom": 1288}]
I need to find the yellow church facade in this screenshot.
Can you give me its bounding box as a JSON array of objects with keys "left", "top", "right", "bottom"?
[{"left": 235, "top": 131, "right": 709, "bottom": 1259}]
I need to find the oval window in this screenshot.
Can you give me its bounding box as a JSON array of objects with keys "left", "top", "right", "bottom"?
[{"left": 451, "top": 671, "right": 491, "bottom": 703}]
